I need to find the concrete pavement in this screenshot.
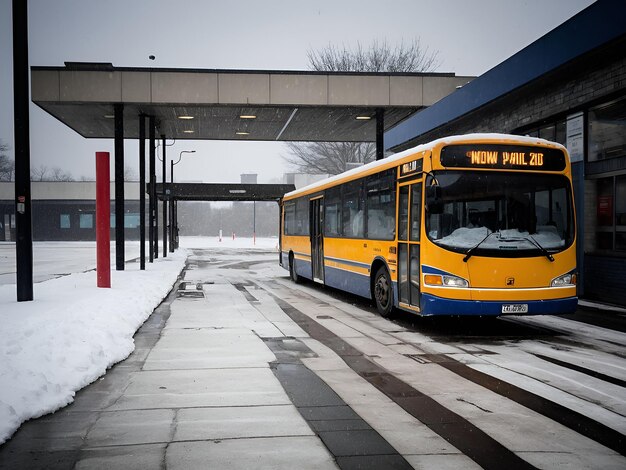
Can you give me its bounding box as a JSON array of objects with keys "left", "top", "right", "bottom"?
[
  {"left": 0, "top": 250, "right": 417, "bottom": 469},
  {"left": 2, "top": 246, "right": 624, "bottom": 470}
]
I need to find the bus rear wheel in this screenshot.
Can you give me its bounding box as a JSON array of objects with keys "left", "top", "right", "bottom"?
[
  {"left": 289, "top": 253, "right": 300, "bottom": 283},
  {"left": 373, "top": 266, "right": 394, "bottom": 318}
]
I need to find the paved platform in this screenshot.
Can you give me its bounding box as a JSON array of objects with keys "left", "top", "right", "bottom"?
[
  {"left": 0, "top": 250, "right": 421, "bottom": 469},
  {"left": 1, "top": 247, "right": 624, "bottom": 470}
]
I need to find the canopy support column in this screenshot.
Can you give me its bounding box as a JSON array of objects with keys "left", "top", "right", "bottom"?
[
  {"left": 114, "top": 103, "right": 124, "bottom": 270},
  {"left": 162, "top": 135, "right": 167, "bottom": 257},
  {"left": 13, "top": 0, "right": 33, "bottom": 301},
  {"left": 376, "top": 108, "right": 384, "bottom": 161},
  {"left": 139, "top": 114, "right": 146, "bottom": 270},
  {"left": 149, "top": 116, "right": 155, "bottom": 263}
]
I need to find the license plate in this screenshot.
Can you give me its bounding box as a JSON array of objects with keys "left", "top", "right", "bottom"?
[{"left": 502, "top": 303, "right": 529, "bottom": 314}]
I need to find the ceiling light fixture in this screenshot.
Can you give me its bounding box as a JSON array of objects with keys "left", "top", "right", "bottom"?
[
  {"left": 104, "top": 114, "right": 115, "bottom": 119},
  {"left": 178, "top": 115, "right": 194, "bottom": 120},
  {"left": 239, "top": 115, "right": 257, "bottom": 119},
  {"left": 183, "top": 130, "right": 195, "bottom": 134},
  {"left": 236, "top": 131, "right": 249, "bottom": 135},
  {"left": 356, "top": 115, "right": 372, "bottom": 120}
]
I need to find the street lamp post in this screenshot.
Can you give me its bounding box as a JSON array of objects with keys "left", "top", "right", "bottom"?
[{"left": 170, "top": 150, "right": 195, "bottom": 250}]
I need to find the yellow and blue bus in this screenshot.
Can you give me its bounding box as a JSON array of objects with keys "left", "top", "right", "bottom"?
[{"left": 280, "top": 134, "right": 577, "bottom": 317}]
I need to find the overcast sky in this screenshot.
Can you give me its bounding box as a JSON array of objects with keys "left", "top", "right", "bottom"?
[{"left": 0, "top": 0, "right": 595, "bottom": 183}]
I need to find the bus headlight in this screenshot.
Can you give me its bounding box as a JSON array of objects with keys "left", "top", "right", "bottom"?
[
  {"left": 551, "top": 272, "right": 577, "bottom": 287},
  {"left": 424, "top": 274, "right": 469, "bottom": 288}
]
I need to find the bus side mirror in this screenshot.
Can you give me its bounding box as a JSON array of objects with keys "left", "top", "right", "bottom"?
[{"left": 426, "top": 185, "right": 443, "bottom": 214}]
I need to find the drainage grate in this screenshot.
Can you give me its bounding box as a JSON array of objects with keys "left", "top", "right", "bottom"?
[{"left": 177, "top": 281, "right": 205, "bottom": 298}]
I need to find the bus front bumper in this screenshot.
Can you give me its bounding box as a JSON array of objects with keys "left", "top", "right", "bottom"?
[{"left": 419, "top": 293, "right": 578, "bottom": 316}]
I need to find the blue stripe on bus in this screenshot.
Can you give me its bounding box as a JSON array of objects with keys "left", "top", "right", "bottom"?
[
  {"left": 324, "top": 265, "right": 371, "bottom": 298},
  {"left": 420, "top": 293, "right": 578, "bottom": 316},
  {"left": 325, "top": 256, "right": 371, "bottom": 270},
  {"left": 421, "top": 265, "right": 454, "bottom": 276}
]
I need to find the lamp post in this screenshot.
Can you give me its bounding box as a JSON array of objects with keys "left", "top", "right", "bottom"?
[{"left": 170, "top": 150, "right": 195, "bottom": 250}]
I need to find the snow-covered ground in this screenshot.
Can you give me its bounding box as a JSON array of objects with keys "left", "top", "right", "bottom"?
[
  {"left": 0, "top": 237, "right": 276, "bottom": 444},
  {"left": 179, "top": 235, "right": 279, "bottom": 250}
]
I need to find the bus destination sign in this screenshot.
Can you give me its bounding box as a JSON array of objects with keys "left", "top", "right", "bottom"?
[
  {"left": 399, "top": 159, "right": 423, "bottom": 177},
  {"left": 440, "top": 144, "right": 566, "bottom": 171}
]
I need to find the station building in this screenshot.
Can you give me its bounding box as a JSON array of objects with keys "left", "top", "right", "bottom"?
[
  {"left": 0, "top": 182, "right": 140, "bottom": 241},
  {"left": 385, "top": 0, "right": 626, "bottom": 306},
  {"left": 4, "top": 1, "right": 624, "bottom": 306}
]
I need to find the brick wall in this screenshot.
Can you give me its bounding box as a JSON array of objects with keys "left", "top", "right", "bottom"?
[{"left": 415, "top": 53, "right": 626, "bottom": 142}]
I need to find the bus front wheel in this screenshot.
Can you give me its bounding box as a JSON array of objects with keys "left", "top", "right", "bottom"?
[{"left": 373, "top": 266, "right": 394, "bottom": 318}]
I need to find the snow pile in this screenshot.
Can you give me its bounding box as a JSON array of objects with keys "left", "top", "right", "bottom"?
[{"left": 0, "top": 249, "right": 187, "bottom": 444}]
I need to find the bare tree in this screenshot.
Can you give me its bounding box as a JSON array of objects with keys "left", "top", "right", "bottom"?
[
  {"left": 0, "top": 140, "right": 14, "bottom": 181},
  {"left": 307, "top": 38, "right": 440, "bottom": 73},
  {"left": 30, "top": 165, "right": 49, "bottom": 181},
  {"left": 285, "top": 38, "right": 439, "bottom": 175},
  {"left": 283, "top": 142, "right": 375, "bottom": 174},
  {"left": 50, "top": 167, "right": 74, "bottom": 181},
  {"left": 30, "top": 165, "right": 74, "bottom": 181}
]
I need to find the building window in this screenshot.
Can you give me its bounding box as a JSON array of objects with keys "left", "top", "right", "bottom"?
[
  {"left": 588, "top": 95, "right": 626, "bottom": 162},
  {"left": 79, "top": 213, "right": 93, "bottom": 229},
  {"left": 124, "top": 213, "right": 140, "bottom": 228},
  {"left": 596, "top": 177, "right": 613, "bottom": 250},
  {"left": 60, "top": 214, "right": 70, "bottom": 229},
  {"left": 589, "top": 175, "right": 626, "bottom": 253},
  {"left": 524, "top": 121, "right": 566, "bottom": 146}
]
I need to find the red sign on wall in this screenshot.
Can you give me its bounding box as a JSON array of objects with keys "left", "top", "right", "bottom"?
[{"left": 597, "top": 195, "right": 613, "bottom": 226}]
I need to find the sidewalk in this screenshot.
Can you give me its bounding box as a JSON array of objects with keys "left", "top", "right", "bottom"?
[{"left": 0, "top": 253, "right": 416, "bottom": 469}]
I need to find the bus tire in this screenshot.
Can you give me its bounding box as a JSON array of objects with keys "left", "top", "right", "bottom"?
[
  {"left": 373, "top": 266, "right": 394, "bottom": 318},
  {"left": 289, "top": 253, "right": 300, "bottom": 283}
]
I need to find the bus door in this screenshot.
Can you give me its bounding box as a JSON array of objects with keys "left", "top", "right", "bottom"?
[
  {"left": 310, "top": 197, "right": 324, "bottom": 283},
  {"left": 397, "top": 182, "right": 422, "bottom": 310}
]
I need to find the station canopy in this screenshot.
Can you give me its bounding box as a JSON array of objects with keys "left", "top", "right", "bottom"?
[{"left": 31, "top": 62, "right": 473, "bottom": 142}]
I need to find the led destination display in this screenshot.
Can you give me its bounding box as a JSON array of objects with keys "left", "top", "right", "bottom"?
[{"left": 440, "top": 144, "right": 567, "bottom": 171}]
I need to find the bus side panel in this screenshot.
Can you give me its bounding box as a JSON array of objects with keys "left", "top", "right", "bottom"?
[
  {"left": 323, "top": 237, "right": 372, "bottom": 298},
  {"left": 324, "top": 265, "right": 371, "bottom": 298},
  {"left": 282, "top": 234, "right": 313, "bottom": 280}
]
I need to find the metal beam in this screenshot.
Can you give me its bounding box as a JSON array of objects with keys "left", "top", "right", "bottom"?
[
  {"left": 169, "top": 159, "right": 174, "bottom": 252},
  {"left": 13, "top": 0, "right": 33, "bottom": 301},
  {"left": 148, "top": 116, "right": 155, "bottom": 263},
  {"left": 161, "top": 135, "right": 167, "bottom": 257},
  {"left": 114, "top": 103, "right": 124, "bottom": 270},
  {"left": 139, "top": 114, "right": 146, "bottom": 270},
  {"left": 154, "top": 183, "right": 295, "bottom": 202},
  {"left": 376, "top": 108, "right": 384, "bottom": 161}
]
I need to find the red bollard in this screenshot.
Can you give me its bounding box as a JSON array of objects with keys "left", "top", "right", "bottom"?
[{"left": 96, "top": 152, "right": 111, "bottom": 288}]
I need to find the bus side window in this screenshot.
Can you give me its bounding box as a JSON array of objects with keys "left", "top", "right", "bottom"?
[
  {"left": 342, "top": 180, "right": 364, "bottom": 238},
  {"left": 284, "top": 203, "right": 296, "bottom": 235},
  {"left": 365, "top": 169, "right": 395, "bottom": 240}
]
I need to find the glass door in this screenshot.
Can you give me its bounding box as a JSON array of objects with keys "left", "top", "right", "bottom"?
[
  {"left": 310, "top": 197, "right": 324, "bottom": 283},
  {"left": 398, "top": 182, "right": 422, "bottom": 309}
]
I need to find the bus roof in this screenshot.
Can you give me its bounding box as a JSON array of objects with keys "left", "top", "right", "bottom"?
[{"left": 284, "top": 133, "right": 567, "bottom": 200}]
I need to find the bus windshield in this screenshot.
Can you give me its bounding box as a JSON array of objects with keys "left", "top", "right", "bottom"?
[{"left": 426, "top": 171, "right": 575, "bottom": 257}]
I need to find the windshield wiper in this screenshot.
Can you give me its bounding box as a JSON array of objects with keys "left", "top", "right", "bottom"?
[
  {"left": 524, "top": 235, "right": 555, "bottom": 262},
  {"left": 463, "top": 230, "right": 496, "bottom": 262}
]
